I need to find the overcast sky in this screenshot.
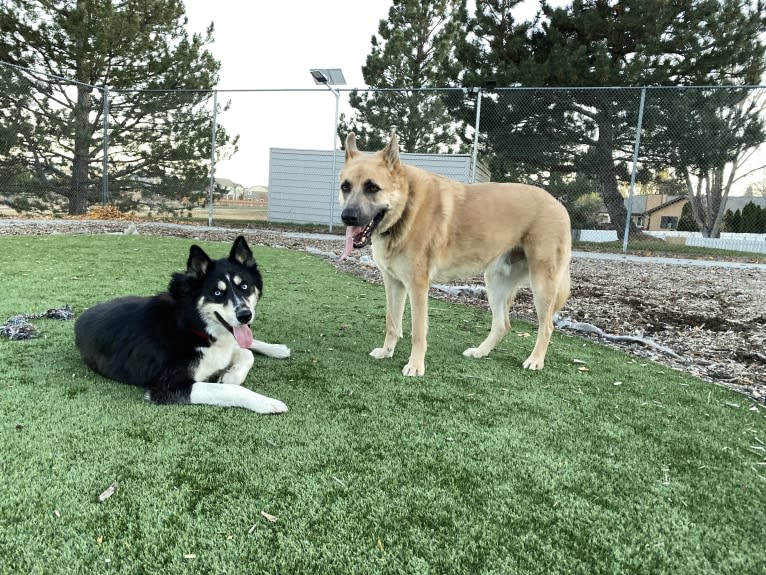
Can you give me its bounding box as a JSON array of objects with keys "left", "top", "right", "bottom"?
[{"left": 183, "top": 0, "right": 393, "bottom": 187}]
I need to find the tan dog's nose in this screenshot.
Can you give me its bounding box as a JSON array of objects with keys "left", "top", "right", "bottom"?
[{"left": 341, "top": 207, "right": 361, "bottom": 226}]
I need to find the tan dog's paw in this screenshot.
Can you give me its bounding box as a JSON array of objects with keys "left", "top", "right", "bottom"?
[
  {"left": 402, "top": 362, "right": 425, "bottom": 376},
  {"left": 463, "top": 347, "right": 488, "bottom": 359},
  {"left": 522, "top": 356, "right": 544, "bottom": 370},
  {"left": 370, "top": 347, "right": 394, "bottom": 359}
]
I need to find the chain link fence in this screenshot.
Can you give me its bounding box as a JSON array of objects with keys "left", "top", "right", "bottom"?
[{"left": 1, "top": 61, "right": 765, "bottom": 252}]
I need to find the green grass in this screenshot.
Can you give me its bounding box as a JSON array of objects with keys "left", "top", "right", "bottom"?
[{"left": 0, "top": 235, "right": 764, "bottom": 575}]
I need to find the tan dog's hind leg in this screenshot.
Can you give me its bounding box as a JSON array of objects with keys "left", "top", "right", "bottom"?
[
  {"left": 464, "top": 259, "right": 528, "bottom": 359},
  {"left": 370, "top": 271, "right": 406, "bottom": 360},
  {"left": 402, "top": 276, "right": 429, "bottom": 376},
  {"left": 523, "top": 262, "right": 567, "bottom": 370}
]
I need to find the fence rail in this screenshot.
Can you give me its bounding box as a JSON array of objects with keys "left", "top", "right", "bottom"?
[{"left": 1, "top": 61, "right": 765, "bottom": 252}]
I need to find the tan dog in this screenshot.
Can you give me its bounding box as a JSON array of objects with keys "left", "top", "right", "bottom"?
[{"left": 339, "top": 132, "right": 571, "bottom": 376}]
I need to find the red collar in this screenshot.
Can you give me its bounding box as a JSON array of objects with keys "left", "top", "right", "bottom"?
[{"left": 189, "top": 328, "right": 211, "bottom": 343}]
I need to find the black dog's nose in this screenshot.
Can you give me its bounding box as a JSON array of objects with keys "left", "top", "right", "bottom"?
[
  {"left": 235, "top": 308, "right": 252, "bottom": 324},
  {"left": 341, "top": 207, "right": 360, "bottom": 226}
]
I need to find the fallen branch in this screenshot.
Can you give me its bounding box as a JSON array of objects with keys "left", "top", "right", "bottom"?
[{"left": 555, "top": 317, "right": 685, "bottom": 361}]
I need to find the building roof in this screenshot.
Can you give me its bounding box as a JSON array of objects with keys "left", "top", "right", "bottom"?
[{"left": 645, "top": 195, "right": 686, "bottom": 215}]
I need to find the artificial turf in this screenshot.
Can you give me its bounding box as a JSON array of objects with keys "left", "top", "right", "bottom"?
[{"left": 0, "top": 234, "right": 764, "bottom": 574}]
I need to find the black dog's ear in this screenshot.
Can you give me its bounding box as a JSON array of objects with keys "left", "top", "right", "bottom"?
[
  {"left": 187, "top": 245, "right": 211, "bottom": 278},
  {"left": 229, "top": 235, "right": 256, "bottom": 267}
]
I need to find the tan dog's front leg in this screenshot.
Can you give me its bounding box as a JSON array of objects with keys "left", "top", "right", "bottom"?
[
  {"left": 402, "top": 278, "right": 429, "bottom": 376},
  {"left": 370, "top": 272, "right": 406, "bottom": 360}
]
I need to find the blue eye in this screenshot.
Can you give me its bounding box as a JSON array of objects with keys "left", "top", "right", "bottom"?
[
  {"left": 240, "top": 283, "right": 248, "bottom": 291},
  {"left": 213, "top": 289, "right": 222, "bottom": 297}
]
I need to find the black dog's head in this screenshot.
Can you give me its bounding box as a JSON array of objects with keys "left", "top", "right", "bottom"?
[{"left": 170, "top": 236, "right": 263, "bottom": 347}]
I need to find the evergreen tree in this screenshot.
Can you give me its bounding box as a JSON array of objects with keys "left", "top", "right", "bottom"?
[
  {"left": 642, "top": 0, "right": 766, "bottom": 238},
  {"left": 0, "top": 0, "right": 231, "bottom": 214},
  {"left": 741, "top": 201, "right": 766, "bottom": 233},
  {"left": 339, "top": 0, "right": 467, "bottom": 153},
  {"left": 724, "top": 208, "right": 743, "bottom": 232},
  {"left": 454, "top": 0, "right": 766, "bottom": 240},
  {"left": 676, "top": 201, "right": 699, "bottom": 232}
]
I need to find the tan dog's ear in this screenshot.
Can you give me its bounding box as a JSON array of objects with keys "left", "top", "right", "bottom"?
[
  {"left": 382, "top": 131, "right": 400, "bottom": 172},
  {"left": 344, "top": 133, "right": 359, "bottom": 161}
]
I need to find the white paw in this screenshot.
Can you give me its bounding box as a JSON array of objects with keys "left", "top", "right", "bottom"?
[
  {"left": 268, "top": 344, "right": 291, "bottom": 359},
  {"left": 402, "top": 362, "right": 425, "bottom": 376},
  {"left": 250, "top": 340, "right": 291, "bottom": 359},
  {"left": 254, "top": 398, "right": 289, "bottom": 414},
  {"left": 370, "top": 347, "right": 394, "bottom": 359},
  {"left": 463, "top": 347, "right": 488, "bottom": 359},
  {"left": 522, "top": 356, "right": 544, "bottom": 370}
]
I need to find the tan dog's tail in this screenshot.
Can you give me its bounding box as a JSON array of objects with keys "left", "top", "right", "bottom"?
[{"left": 554, "top": 265, "right": 571, "bottom": 312}]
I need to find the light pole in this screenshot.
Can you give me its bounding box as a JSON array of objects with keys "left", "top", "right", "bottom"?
[{"left": 310, "top": 68, "right": 345, "bottom": 232}]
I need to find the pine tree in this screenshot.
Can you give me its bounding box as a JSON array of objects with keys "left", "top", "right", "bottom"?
[
  {"left": 338, "top": 0, "right": 467, "bottom": 153},
  {"left": 454, "top": 0, "right": 766, "bottom": 240},
  {"left": 725, "top": 208, "right": 742, "bottom": 233},
  {"left": 676, "top": 201, "right": 698, "bottom": 232},
  {"left": 741, "top": 201, "right": 766, "bottom": 233},
  {"left": 0, "top": 0, "right": 230, "bottom": 214}
]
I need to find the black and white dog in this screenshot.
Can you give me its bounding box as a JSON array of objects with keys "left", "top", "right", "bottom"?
[{"left": 75, "top": 236, "right": 289, "bottom": 414}]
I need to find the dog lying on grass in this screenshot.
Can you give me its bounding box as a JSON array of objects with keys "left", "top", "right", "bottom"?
[{"left": 75, "top": 236, "right": 289, "bottom": 414}]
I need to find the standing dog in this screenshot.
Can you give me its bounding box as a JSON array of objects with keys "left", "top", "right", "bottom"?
[
  {"left": 75, "top": 236, "right": 289, "bottom": 414},
  {"left": 339, "top": 133, "right": 571, "bottom": 376}
]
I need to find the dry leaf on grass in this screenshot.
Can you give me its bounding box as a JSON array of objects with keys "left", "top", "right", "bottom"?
[
  {"left": 260, "top": 510, "right": 277, "bottom": 523},
  {"left": 97, "top": 482, "right": 118, "bottom": 503}
]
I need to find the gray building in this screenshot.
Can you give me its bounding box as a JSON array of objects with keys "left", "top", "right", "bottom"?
[{"left": 267, "top": 148, "right": 489, "bottom": 226}]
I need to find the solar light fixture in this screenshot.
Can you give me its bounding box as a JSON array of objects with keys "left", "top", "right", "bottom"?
[
  {"left": 310, "top": 68, "right": 346, "bottom": 86},
  {"left": 309, "top": 68, "right": 346, "bottom": 232}
]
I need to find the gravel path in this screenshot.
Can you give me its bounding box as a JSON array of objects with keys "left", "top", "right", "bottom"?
[{"left": 2, "top": 218, "right": 764, "bottom": 404}]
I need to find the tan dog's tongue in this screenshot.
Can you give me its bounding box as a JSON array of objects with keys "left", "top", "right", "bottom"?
[
  {"left": 232, "top": 324, "right": 253, "bottom": 349},
  {"left": 340, "top": 226, "right": 360, "bottom": 261}
]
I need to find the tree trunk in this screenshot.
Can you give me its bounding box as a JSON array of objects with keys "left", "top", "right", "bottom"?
[
  {"left": 594, "top": 119, "right": 641, "bottom": 240},
  {"left": 69, "top": 84, "right": 92, "bottom": 215},
  {"left": 684, "top": 167, "right": 732, "bottom": 239},
  {"left": 69, "top": 5, "right": 91, "bottom": 216}
]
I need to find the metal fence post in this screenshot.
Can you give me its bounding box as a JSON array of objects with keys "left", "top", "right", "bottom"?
[
  {"left": 470, "top": 88, "right": 482, "bottom": 184},
  {"left": 622, "top": 86, "right": 646, "bottom": 251},
  {"left": 101, "top": 85, "right": 109, "bottom": 204},
  {"left": 329, "top": 87, "right": 340, "bottom": 233},
  {"left": 208, "top": 90, "right": 218, "bottom": 228}
]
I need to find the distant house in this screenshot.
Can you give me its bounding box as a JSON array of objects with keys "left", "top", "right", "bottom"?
[
  {"left": 244, "top": 185, "right": 268, "bottom": 202},
  {"left": 600, "top": 194, "right": 766, "bottom": 231},
  {"left": 642, "top": 195, "right": 687, "bottom": 231}
]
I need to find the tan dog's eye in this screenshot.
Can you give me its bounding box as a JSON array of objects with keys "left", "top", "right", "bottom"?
[
  {"left": 340, "top": 181, "right": 351, "bottom": 194},
  {"left": 364, "top": 181, "right": 380, "bottom": 194}
]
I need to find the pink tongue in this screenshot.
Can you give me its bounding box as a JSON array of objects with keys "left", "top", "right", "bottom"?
[
  {"left": 232, "top": 324, "right": 253, "bottom": 349},
  {"left": 340, "top": 226, "right": 361, "bottom": 261}
]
